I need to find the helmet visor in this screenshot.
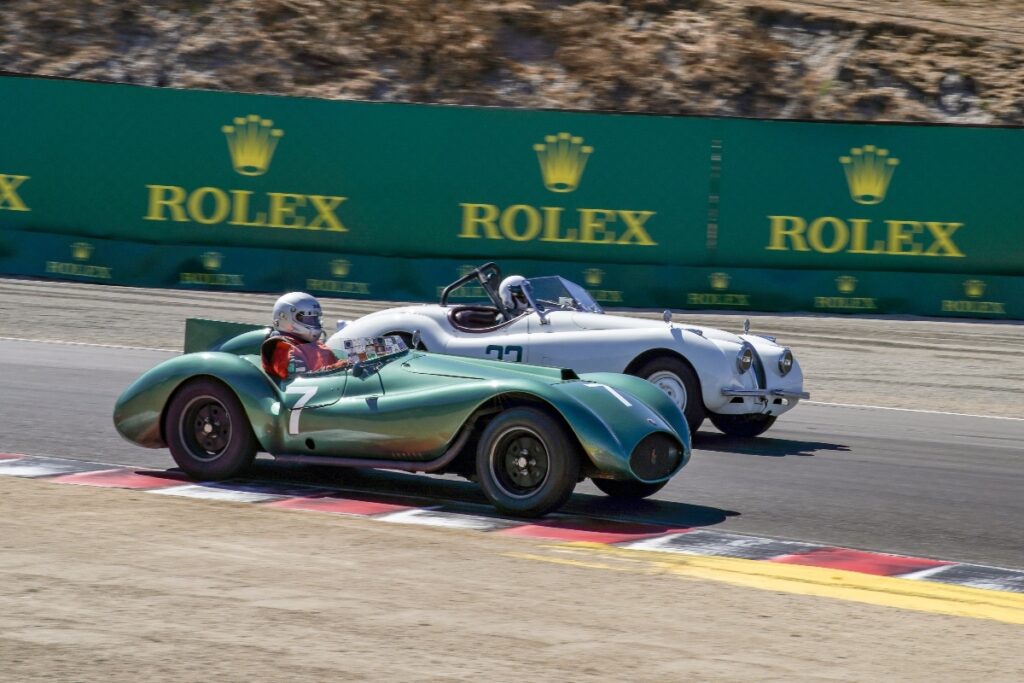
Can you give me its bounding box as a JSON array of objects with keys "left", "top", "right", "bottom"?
[{"left": 295, "top": 312, "right": 322, "bottom": 328}]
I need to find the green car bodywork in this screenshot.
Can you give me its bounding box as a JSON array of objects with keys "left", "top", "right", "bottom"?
[{"left": 114, "top": 319, "right": 691, "bottom": 512}]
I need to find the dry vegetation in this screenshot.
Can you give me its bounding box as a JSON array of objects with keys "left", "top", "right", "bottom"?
[{"left": 2, "top": 0, "right": 1024, "bottom": 123}]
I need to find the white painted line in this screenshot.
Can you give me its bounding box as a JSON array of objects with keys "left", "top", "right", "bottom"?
[
  {"left": 376, "top": 508, "right": 511, "bottom": 531},
  {"left": 897, "top": 564, "right": 960, "bottom": 581},
  {"left": 806, "top": 400, "right": 1024, "bottom": 421},
  {"left": 0, "top": 461, "right": 85, "bottom": 478},
  {"left": 0, "top": 336, "right": 177, "bottom": 353},
  {"left": 149, "top": 484, "right": 281, "bottom": 503}
]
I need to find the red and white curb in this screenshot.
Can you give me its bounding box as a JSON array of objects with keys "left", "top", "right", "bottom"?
[{"left": 2, "top": 453, "right": 1022, "bottom": 594}]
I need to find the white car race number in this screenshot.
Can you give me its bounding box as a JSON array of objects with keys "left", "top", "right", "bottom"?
[{"left": 285, "top": 386, "right": 319, "bottom": 435}]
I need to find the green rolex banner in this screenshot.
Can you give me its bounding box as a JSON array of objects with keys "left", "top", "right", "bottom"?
[
  {"left": 714, "top": 118, "right": 1024, "bottom": 276},
  {"left": 0, "top": 74, "right": 1021, "bottom": 319}
]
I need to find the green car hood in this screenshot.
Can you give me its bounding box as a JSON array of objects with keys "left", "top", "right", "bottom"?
[{"left": 400, "top": 352, "right": 577, "bottom": 383}]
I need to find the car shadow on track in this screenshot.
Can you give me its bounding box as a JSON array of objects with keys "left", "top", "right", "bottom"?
[
  {"left": 243, "top": 459, "right": 738, "bottom": 531},
  {"left": 693, "top": 432, "right": 850, "bottom": 457}
]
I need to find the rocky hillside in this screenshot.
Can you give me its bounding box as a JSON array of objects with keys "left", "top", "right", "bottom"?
[{"left": 2, "top": 0, "right": 1024, "bottom": 124}]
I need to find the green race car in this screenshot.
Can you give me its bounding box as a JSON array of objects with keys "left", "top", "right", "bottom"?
[{"left": 114, "top": 319, "right": 691, "bottom": 517}]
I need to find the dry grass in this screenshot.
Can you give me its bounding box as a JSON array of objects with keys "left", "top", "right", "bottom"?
[{"left": 2, "top": 0, "right": 1024, "bottom": 123}]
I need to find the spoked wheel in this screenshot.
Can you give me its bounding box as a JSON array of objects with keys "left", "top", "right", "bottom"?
[
  {"left": 631, "top": 356, "right": 705, "bottom": 436},
  {"left": 592, "top": 478, "right": 668, "bottom": 501},
  {"left": 476, "top": 407, "right": 580, "bottom": 517},
  {"left": 164, "top": 378, "right": 257, "bottom": 480},
  {"left": 709, "top": 412, "right": 777, "bottom": 438}
]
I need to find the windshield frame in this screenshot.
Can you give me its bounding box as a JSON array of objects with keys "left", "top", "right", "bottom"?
[{"left": 524, "top": 276, "right": 604, "bottom": 314}]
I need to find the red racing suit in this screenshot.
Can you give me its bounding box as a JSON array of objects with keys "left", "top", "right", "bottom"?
[{"left": 267, "top": 333, "right": 347, "bottom": 377}]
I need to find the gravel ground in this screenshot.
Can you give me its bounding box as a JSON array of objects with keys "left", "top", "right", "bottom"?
[
  {"left": 1, "top": 477, "right": 1021, "bottom": 683},
  {"left": 2, "top": 276, "right": 1021, "bottom": 418}
]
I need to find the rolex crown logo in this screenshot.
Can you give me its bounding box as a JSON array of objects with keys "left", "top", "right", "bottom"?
[
  {"left": 201, "top": 251, "right": 223, "bottom": 271},
  {"left": 330, "top": 259, "right": 351, "bottom": 278},
  {"left": 71, "top": 242, "right": 93, "bottom": 261},
  {"left": 458, "top": 264, "right": 476, "bottom": 277},
  {"left": 835, "top": 275, "right": 857, "bottom": 293},
  {"left": 533, "top": 132, "right": 593, "bottom": 193},
  {"left": 583, "top": 268, "right": 604, "bottom": 286},
  {"left": 839, "top": 145, "right": 899, "bottom": 205},
  {"left": 222, "top": 114, "right": 284, "bottom": 176},
  {"left": 709, "top": 272, "right": 730, "bottom": 290},
  {"left": 963, "top": 279, "right": 986, "bottom": 298}
]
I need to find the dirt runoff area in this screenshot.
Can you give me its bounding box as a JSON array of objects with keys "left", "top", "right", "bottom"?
[
  {"left": 2, "top": 276, "right": 1022, "bottom": 418},
  {"left": 0, "top": 476, "right": 1020, "bottom": 682}
]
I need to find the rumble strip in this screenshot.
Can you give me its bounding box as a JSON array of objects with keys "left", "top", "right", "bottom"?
[{"left": 2, "top": 453, "right": 1023, "bottom": 605}]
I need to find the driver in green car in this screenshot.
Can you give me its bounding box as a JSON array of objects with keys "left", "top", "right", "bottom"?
[{"left": 266, "top": 292, "right": 347, "bottom": 377}]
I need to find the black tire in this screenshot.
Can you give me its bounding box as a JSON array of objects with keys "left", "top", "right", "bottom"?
[
  {"left": 476, "top": 407, "right": 580, "bottom": 517},
  {"left": 631, "top": 356, "right": 705, "bottom": 436},
  {"left": 592, "top": 478, "right": 668, "bottom": 500},
  {"left": 164, "top": 378, "right": 258, "bottom": 480},
  {"left": 709, "top": 413, "right": 777, "bottom": 438}
]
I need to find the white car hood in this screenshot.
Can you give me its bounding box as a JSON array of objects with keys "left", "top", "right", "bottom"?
[{"left": 570, "top": 312, "right": 744, "bottom": 345}]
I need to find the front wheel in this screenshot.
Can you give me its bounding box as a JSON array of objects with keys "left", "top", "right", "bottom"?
[
  {"left": 592, "top": 478, "right": 668, "bottom": 500},
  {"left": 164, "top": 378, "right": 257, "bottom": 480},
  {"left": 631, "top": 356, "right": 705, "bottom": 436},
  {"left": 476, "top": 407, "right": 580, "bottom": 517},
  {"left": 709, "top": 413, "right": 777, "bottom": 438}
]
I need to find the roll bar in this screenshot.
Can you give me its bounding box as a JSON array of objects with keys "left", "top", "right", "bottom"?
[{"left": 439, "top": 262, "right": 512, "bottom": 319}]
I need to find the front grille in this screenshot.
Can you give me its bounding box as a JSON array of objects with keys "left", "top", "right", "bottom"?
[{"left": 629, "top": 433, "right": 683, "bottom": 481}]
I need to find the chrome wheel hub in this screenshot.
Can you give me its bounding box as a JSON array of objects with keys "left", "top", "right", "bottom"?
[{"left": 647, "top": 370, "right": 687, "bottom": 411}]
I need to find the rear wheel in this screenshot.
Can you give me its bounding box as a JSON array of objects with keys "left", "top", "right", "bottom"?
[
  {"left": 631, "top": 356, "right": 705, "bottom": 436},
  {"left": 476, "top": 407, "right": 580, "bottom": 517},
  {"left": 592, "top": 478, "right": 668, "bottom": 500},
  {"left": 709, "top": 413, "right": 777, "bottom": 438},
  {"left": 164, "top": 378, "right": 257, "bottom": 480}
]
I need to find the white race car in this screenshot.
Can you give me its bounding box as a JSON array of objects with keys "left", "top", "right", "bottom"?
[{"left": 328, "top": 263, "right": 809, "bottom": 437}]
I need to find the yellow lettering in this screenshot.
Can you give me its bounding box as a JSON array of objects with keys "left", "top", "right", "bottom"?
[
  {"left": 0, "top": 174, "right": 30, "bottom": 211},
  {"left": 540, "top": 206, "right": 576, "bottom": 242},
  {"left": 766, "top": 216, "right": 809, "bottom": 251},
  {"left": 305, "top": 279, "right": 371, "bottom": 295},
  {"left": 847, "top": 218, "right": 885, "bottom": 254},
  {"left": 307, "top": 195, "right": 347, "bottom": 231},
  {"left": 617, "top": 210, "right": 657, "bottom": 245},
  {"left": 228, "top": 190, "right": 267, "bottom": 227},
  {"left": 885, "top": 220, "right": 924, "bottom": 255},
  {"left": 687, "top": 293, "right": 750, "bottom": 306},
  {"left": 186, "top": 187, "right": 230, "bottom": 225},
  {"left": 267, "top": 193, "right": 306, "bottom": 229},
  {"left": 144, "top": 185, "right": 188, "bottom": 222},
  {"left": 807, "top": 216, "right": 849, "bottom": 254},
  {"left": 579, "top": 209, "right": 616, "bottom": 244},
  {"left": 924, "top": 222, "right": 964, "bottom": 257},
  {"left": 459, "top": 203, "right": 501, "bottom": 239},
  {"left": 500, "top": 204, "right": 541, "bottom": 241}
]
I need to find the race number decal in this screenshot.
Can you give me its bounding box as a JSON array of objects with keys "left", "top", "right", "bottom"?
[
  {"left": 485, "top": 345, "right": 523, "bottom": 362},
  {"left": 285, "top": 386, "right": 318, "bottom": 434},
  {"left": 585, "top": 383, "right": 632, "bottom": 407}
]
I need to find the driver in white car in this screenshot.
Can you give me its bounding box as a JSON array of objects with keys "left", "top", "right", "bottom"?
[{"left": 498, "top": 275, "right": 530, "bottom": 315}]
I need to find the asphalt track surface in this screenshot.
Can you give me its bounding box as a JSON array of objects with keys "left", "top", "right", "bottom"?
[{"left": 4, "top": 339, "right": 1021, "bottom": 569}]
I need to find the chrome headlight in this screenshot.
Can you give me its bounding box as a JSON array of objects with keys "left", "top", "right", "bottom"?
[
  {"left": 736, "top": 347, "right": 753, "bottom": 374},
  {"left": 778, "top": 348, "right": 794, "bottom": 376}
]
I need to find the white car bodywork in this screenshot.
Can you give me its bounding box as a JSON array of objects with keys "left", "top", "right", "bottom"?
[{"left": 328, "top": 268, "right": 809, "bottom": 435}]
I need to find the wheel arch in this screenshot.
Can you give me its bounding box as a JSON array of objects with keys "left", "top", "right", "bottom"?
[
  {"left": 158, "top": 374, "right": 252, "bottom": 447},
  {"left": 452, "top": 391, "right": 592, "bottom": 478},
  {"left": 623, "top": 348, "right": 705, "bottom": 409}
]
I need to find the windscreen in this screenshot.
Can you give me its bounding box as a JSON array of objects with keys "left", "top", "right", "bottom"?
[{"left": 526, "top": 276, "right": 604, "bottom": 314}]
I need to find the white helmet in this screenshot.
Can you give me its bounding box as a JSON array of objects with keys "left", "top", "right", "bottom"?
[
  {"left": 498, "top": 275, "right": 528, "bottom": 311},
  {"left": 272, "top": 292, "right": 323, "bottom": 343}
]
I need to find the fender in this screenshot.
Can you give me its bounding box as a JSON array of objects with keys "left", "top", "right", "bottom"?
[{"left": 113, "top": 352, "right": 283, "bottom": 450}]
